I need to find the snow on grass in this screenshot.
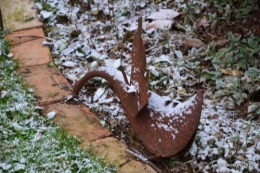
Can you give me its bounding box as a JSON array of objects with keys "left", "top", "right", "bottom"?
[{"left": 0, "top": 35, "right": 115, "bottom": 172}]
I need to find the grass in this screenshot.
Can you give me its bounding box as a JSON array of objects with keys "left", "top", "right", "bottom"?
[{"left": 0, "top": 32, "right": 116, "bottom": 172}]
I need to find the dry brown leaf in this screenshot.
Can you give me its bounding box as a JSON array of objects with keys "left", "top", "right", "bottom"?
[
  {"left": 184, "top": 38, "right": 205, "bottom": 48},
  {"left": 210, "top": 114, "right": 219, "bottom": 120},
  {"left": 236, "top": 156, "right": 248, "bottom": 162},
  {"left": 216, "top": 39, "right": 230, "bottom": 49},
  {"left": 197, "top": 17, "right": 209, "bottom": 28},
  {"left": 214, "top": 131, "right": 223, "bottom": 139},
  {"left": 220, "top": 68, "right": 244, "bottom": 77}
]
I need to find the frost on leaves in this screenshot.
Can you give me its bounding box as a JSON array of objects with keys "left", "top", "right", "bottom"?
[{"left": 72, "top": 17, "right": 204, "bottom": 157}]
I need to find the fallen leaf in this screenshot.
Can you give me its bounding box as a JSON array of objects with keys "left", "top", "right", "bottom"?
[
  {"left": 214, "top": 131, "right": 223, "bottom": 139},
  {"left": 224, "top": 4, "right": 231, "bottom": 21},
  {"left": 220, "top": 68, "right": 244, "bottom": 77},
  {"left": 146, "top": 9, "right": 180, "bottom": 30},
  {"left": 236, "top": 156, "right": 247, "bottom": 162},
  {"left": 147, "top": 9, "right": 180, "bottom": 20},
  {"left": 62, "top": 61, "right": 77, "bottom": 67},
  {"left": 197, "top": 17, "right": 209, "bottom": 28},
  {"left": 210, "top": 114, "right": 219, "bottom": 120},
  {"left": 146, "top": 19, "right": 173, "bottom": 30},
  {"left": 184, "top": 38, "right": 205, "bottom": 48},
  {"left": 216, "top": 39, "right": 230, "bottom": 49}
]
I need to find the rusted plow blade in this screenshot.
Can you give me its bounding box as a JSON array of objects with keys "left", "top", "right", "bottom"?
[{"left": 72, "top": 17, "right": 204, "bottom": 157}]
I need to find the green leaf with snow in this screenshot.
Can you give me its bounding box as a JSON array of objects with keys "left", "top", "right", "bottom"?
[
  {"left": 214, "top": 48, "right": 229, "bottom": 59},
  {"left": 245, "top": 68, "right": 260, "bottom": 76},
  {"left": 216, "top": 79, "right": 226, "bottom": 89},
  {"left": 232, "top": 93, "right": 244, "bottom": 105}
]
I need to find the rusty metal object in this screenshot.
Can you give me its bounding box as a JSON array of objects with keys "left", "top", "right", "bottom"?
[
  {"left": 131, "top": 17, "right": 151, "bottom": 111},
  {"left": 72, "top": 17, "right": 204, "bottom": 157}
]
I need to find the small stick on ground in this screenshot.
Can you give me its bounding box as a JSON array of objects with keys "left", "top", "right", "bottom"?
[
  {"left": 125, "top": 149, "right": 162, "bottom": 173},
  {"left": 118, "top": 158, "right": 132, "bottom": 167},
  {"left": 38, "top": 98, "right": 66, "bottom": 106},
  {"left": 14, "top": 34, "right": 55, "bottom": 41},
  {"left": 146, "top": 41, "right": 168, "bottom": 52}
]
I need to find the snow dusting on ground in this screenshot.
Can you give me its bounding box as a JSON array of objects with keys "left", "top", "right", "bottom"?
[{"left": 35, "top": 0, "right": 260, "bottom": 172}]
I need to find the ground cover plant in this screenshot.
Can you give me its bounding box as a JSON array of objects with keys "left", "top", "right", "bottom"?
[
  {"left": 0, "top": 32, "right": 115, "bottom": 172},
  {"left": 35, "top": 0, "right": 260, "bottom": 172}
]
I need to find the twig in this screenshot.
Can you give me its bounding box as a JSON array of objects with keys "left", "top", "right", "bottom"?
[
  {"left": 184, "top": 0, "right": 195, "bottom": 23},
  {"left": 126, "top": 149, "right": 148, "bottom": 163},
  {"left": 147, "top": 155, "right": 160, "bottom": 160},
  {"left": 146, "top": 41, "right": 168, "bottom": 52},
  {"left": 14, "top": 34, "right": 55, "bottom": 41},
  {"left": 245, "top": 47, "right": 248, "bottom": 71},
  {"left": 90, "top": 133, "right": 113, "bottom": 142},
  {"left": 245, "top": 125, "right": 251, "bottom": 149},
  {"left": 88, "top": 38, "right": 96, "bottom": 48},
  {"left": 125, "top": 149, "right": 162, "bottom": 173},
  {"left": 10, "top": 38, "right": 40, "bottom": 46},
  {"left": 118, "top": 158, "right": 132, "bottom": 167},
  {"left": 38, "top": 98, "right": 66, "bottom": 106},
  {"left": 120, "top": 66, "right": 130, "bottom": 85}
]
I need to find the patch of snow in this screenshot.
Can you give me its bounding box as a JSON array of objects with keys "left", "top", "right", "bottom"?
[
  {"left": 154, "top": 55, "right": 174, "bottom": 64},
  {"left": 127, "top": 85, "right": 136, "bottom": 93},
  {"left": 93, "top": 88, "right": 106, "bottom": 102},
  {"left": 147, "top": 9, "right": 180, "bottom": 20},
  {"left": 174, "top": 50, "right": 183, "bottom": 59},
  {"left": 7, "top": 53, "right": 13, "bottom": 58},
  {"left": 40, "top": 10, "right": 52, "bottom": 19},
  {"left": 76, "top": 50, "right": 85, "bottom": 57},
  {"left": 0, "top": 163, "right": 11, "bottom": 170},
  {"left": 113, "top": 59, "right": 121, "bottom": 69},
  {"left": 47, "top": 111, "right": 56, "bottom": 119},
  {"left": 1, "top": 90, "right": 7, "bottom": 98},
  {"left": 62, "top": 61, "right": 77, "bottom": 67},
  {"left": 148, "top": 91, "right": 196, "bottom": 117}
]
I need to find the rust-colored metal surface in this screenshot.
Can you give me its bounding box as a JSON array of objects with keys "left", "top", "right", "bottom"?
[
  {"left": 131, "top": 17, "right": 151, "bottom": 111},
  {"left": 72, "top": 17, "right": 204, "bottom": 157}
]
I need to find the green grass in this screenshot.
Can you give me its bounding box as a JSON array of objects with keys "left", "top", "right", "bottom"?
[{"left": 0, "top": 32, "right": 116, "bottom": 173}]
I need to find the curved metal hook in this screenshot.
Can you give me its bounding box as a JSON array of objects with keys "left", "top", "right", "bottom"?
[
  {"left": 72, "top": 67, "right": 204, "bottom": 157},
  {"left": 72, "top": 17, "right": 204, "bottom": 157}
]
